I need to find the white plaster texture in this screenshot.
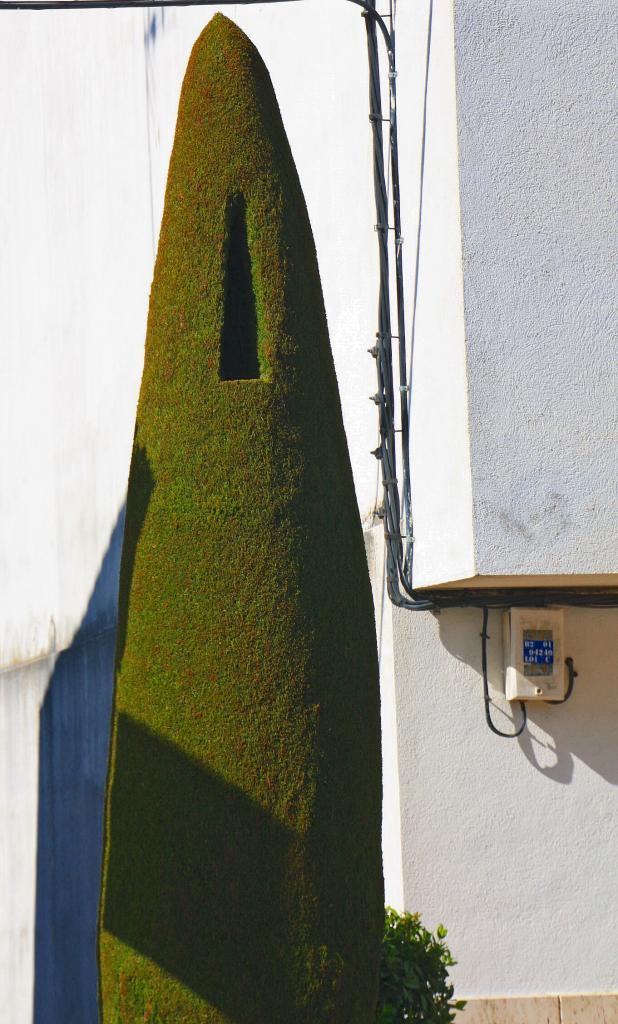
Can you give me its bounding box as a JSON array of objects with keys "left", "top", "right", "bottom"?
[
  {"left": 0, "top": 661, "right": 49, "bottom": 1023},
  {"left": 454, "top": 0, "right": 618, "bottom": 577},
  {"left": 366, "top": 525, "right": 404, "bottom": 911},
  {"left": 0, "top": 13, "right": 150, "bottom": 670},
  {"left": 404, "top": 0, "right": 618, "bottom": 585},
  {"left": 0, "top": 22, "right": 149, "bottom": 1016},
  {"left": 392, "top": 604, "right": 618, "bottom": 998},
  {"left": 401, "top": 0, "right": 476, "bottom": 588}
]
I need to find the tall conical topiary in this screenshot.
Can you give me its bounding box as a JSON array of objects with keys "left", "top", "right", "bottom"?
[{"left": 98, "top": 15, "right": 383, "bottom": 1024}]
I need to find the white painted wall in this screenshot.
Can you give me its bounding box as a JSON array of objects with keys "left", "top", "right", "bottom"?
[
  {"left": 455, "top": 0, "right": 618, "bottom": 578},
  {"left": 0, "top": 662, "right": 48, "bottom": 1024},
  {"left": 0, "top": 13, "right": 150, "bottom": 668},
  {"left": 366, "top": 526, "right": 404, "bottom": 912},
  {"left": 0, "top": 0, "right": 617, "bottom": 1017},
  {"left": 406, "top": 0, "right": 618, "bottom": 586},
  {"left": 401, "top": 0, "right": 476, "bottom": 589},
  {"left": 393, "top": 604, "right": 618, "bottom": 998},
  {"left": 0, "top": 15, "right": 150, "bottom": 1019}
]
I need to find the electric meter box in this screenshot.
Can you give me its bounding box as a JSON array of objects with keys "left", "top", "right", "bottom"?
[{"left": 503, "top": 608, "right": 566, "bottom": 702}]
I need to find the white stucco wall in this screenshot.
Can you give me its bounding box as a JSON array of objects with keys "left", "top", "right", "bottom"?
[
  {"left": 454, "top": 0, "right": 618, "bottom": 577},
  {"left": 0, "top": 16, "right": 150, "bottom": 1019},
  {"left": 0, "top": 13, "right": 150, "bottom": 669},
  {"left": 366, "top": 526, "right": 404, "bottom": 912},
  {"left": 393, "top": 604, "right": 618, "bottom": 998},
  {"left": 0, "top": 663, "right": 48, "bottom": 1024},
  {"left": 402, "top": 0, "right": 476, "bottom": 589},
  {"left": 406, "top": 0, "right": 618, "bottom": 586}
]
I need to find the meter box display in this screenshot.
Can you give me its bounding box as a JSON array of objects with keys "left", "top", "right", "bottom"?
[{"left": 503, "top": 608, "right": 566, "bottom": 701}]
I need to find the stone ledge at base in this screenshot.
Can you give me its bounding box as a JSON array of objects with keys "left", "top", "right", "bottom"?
[{"left": 456, "top": 994, "right": 618, "bottom": 1023}]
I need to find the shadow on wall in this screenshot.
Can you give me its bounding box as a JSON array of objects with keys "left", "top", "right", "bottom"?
[
  {"left": 438, "top": 606, "right": 618, "bottom": 785},
  {"left": 144, "top": 8, "right": 166, "bottom": 49},
  {"left": 33, "top": 504, "right": 127, "bottom": 1024}
]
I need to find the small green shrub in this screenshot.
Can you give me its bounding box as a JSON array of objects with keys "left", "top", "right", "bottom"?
[{"left": 376, "top": 908, "right": 466, "bottom": 1024}]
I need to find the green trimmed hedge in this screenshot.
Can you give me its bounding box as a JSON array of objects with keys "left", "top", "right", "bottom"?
[{"left": 98, "top": 15, "right": 383, "bottom": 1024}]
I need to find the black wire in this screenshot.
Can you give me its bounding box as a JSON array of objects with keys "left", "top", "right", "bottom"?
[
  {"left": 0, "top": 0, "right": 299, "bottom": 9},
  {"left": 362, "top": 4, "right": 433, "bottom": 611},
  {"left": 431, "top": 590, "right": 618, "bottom": 610},
  {"left": 546, "top": 656, "right": 577, "bottom": 705},
  {"left": 0, "top": 0, "right": 389, "bottom": 38},
  {"left": 481, "top": 607, "right": 527, "bottom": 739}
]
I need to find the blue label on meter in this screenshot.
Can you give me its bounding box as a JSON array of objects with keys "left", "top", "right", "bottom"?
[
  {"left": 524, "top": 639, "right": 553, "bottom": 664},
  {"left": 523, "top": 631, "right": 554, "bottom": 676}
]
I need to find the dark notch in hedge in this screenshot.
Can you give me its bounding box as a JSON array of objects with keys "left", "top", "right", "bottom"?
[
  {"left": 220, "top": 193, "right": 262, "bottom": 381},
  {"left": 98, "top": 14, "right": 383, "bottom": 1024}
]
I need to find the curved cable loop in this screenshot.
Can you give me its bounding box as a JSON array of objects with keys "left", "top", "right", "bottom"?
[
  {"left": 546, "top": 657, "right": 578, "bottom": 705},
  {"left": 481, "top": 608, "right": 527, "bottom": 739}
]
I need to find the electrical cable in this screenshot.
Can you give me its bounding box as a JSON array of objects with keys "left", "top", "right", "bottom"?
[
  {"left": 428, "top": 589, "right": 618, "bottom": 610},
  {"left": 0, "top": 0, "right": 301, "bottom": 9},
  {"left": 547, "top": 657, "right": 577, "bottom": 705},
  {"left": 363, "top": 2, "right": 434, "bottom": 610},
  {"left": 481, "top": 607, "right": 527, "bottom": 739}
]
